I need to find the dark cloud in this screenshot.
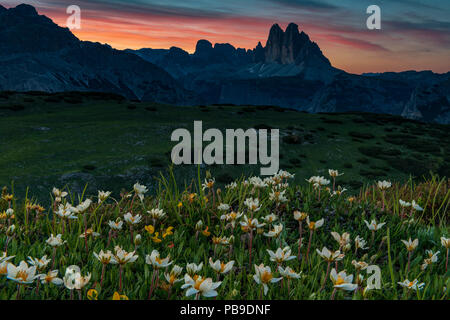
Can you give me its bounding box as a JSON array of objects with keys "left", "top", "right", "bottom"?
[
  {"left": 268, "top": 0, "right": 340, "bottom": 10},
  {"left": 35, "top": 0, "right": 236, "bottom": 19}
]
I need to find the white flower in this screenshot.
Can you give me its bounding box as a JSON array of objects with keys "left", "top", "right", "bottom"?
[
  {"left": 133, "top": 183, "right": 148, "bottom": 200},
  {"left": 74, "top": 199, "right": 92, "bottom": 214},
  {"left": 244, "top": 198, "right": 261, "bottom": 212},
  {"left": 354, "top": 236, "right": 368, "bottom": 250},
  {"left": 39, "top": 270, "right": 63, "bottom": 285},
  {"left": 401, "top": 238, "right": 419, "bottom": 252},
  {"left": 267, "top": 246, "right": 296, "bottom": 264},
  {"left": 110, "top": 246, "right": 138, "bottom": 265},
  {"left": 263, "top": 214, "right": 278, "bottom": 224},
  {"left": 201, "top": 178, "right": 215, "bottom": 190},
  {"left": 98, "top": 190, "right": 112, "bottom": 203},
  {"left": 217, "top": 203, "right": 230, "bottom": 211},
  {"left": 278, "top": 266, "right": 301, "bottom": 279},
  {"left": 306, "top": 216, "right": 324, "bottom": 230},
  {"left": 79, "top": 228, "right": 100, "bottom": 238},
  {"left": 240, "top": 215, "right": 265, "bottom": 231},
  {"left": 7, "top": 261, "right": 37, "bottom": 284},
  {"left": 5, "top": 208, "right": 14, "bottom": 217},
  {"left": 186, "top": 262, "right": 203, "bottom": 276},
  {"left": 421, "top": 250, "right": 439, "bottom": 270},
  {"left": 328, "top": 169, "right": 344, "bottom": 178},
  {"left": 220, "top": 211, "right": 243, "bottom": 228},
  {"left": 269, "top": 190, "right": 288, "bottom": 203},
  {"left": 124, "top": 212, "right": 142, "bottom": 225},
  {"left": 377, "top": 180, "right": 391, "bottom": 190},
  {"left": 351, "top": 260, "right": 369, "bottom": 271},
  {"left": 164, "top": 265, "right": 184, "bottom": 285},
  {"left": 147, "top": 208, "right": 166, "bottom": 220},
  {"left": 108, "top": 219, "right": 123, "bottom": 230},
  {"left": 249, "top": 176, "right": 267, "bottom": 188},
  {"left": 52, "top": 188, "right": 68, "bottom": 202},
  {"left": 316, "top": 247, "right": 345, "bottom": 262},
  {"left": 331, "top": 186, "right": 347, "bottom": 196},
  {"left": 46, "top": 234, "right": 66, "bottom": 247},
  {"left": 27, "top": 255, "right": 51, "bottom": 271},
  {"left": 63, "top": 265, "right": 91, "bottom": 290},
  {"left": 275, "top": 170, "right": 294, "bottom": 180},
  {"left": 195, "top": 220, "right": 204, "bottom": 231},
  {"left": 145, "top": 250, "right": 172, "bottom": 269},
  {"left": 55, "top": 203, "right": 78, "bottom": 220},
  {"left": 93, "top": 250, "right": 113, "bottom": 265},
  {"left": 169, "top": 265, "right": 183, "bottom": 277},
  {"left": 330, "top": 269, "right": 357, "bottom": 291},
  {"left": 441, "top": 237, "right": 450, "bottom": 249},
  {"left": 209, "top": 258, "right": 235, "bottom": 274},
  {"left": 411, "top": 200, "right": 423, "bottom": 211},
  {"left": 331, "top": 231, "right": 351, "bottom": 248},
  {"left": 364, "top": 219, "right": 386, "bottom": 231},
  {"left": 293, "top": 211, "right": 308, "bottom": 222},
  {"left": 399, "top": 199, "right": 411, "bottom": 207},
  {"left": 253, "top": 264, "right": 282, "bottom": 295},
  {"left": 181, "top": 274, "right": 221, "bottom": 298},
  {"left": 306, "top": 176, "right": 330, "bottom": 187},
  {"left": 134, "top": 234, "right": 142, "bottom": 246},
  {"left": 264, "top": 224, "right": 283, "bottom": 238},
  {"left": 398, "top": 279, "right": 425, "bottom": 290},
  {"left": 0, "top": 252, "right": 15, "bottom": 264},
  {"left": 225, "top": 182, "right": 238, "bottom": 189}
]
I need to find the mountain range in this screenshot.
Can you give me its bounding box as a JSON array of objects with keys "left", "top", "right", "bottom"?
[{"left": 1, "top": 4, "right": 449, "bottom": 123}]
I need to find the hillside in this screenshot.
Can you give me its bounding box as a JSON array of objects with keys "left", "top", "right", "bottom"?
[{"left": 1, "top": 91, "right": 448, "bottom": 200}]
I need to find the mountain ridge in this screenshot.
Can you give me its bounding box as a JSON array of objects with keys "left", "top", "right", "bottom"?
[
  {"left": 0, "top": 4, "right": 190, "bottom": 103},
  {"left": 1, "top": 4, "right": 449, "bottom": 123}
]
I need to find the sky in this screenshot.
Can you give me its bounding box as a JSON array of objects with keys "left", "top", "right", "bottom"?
[{"left": 3, "top": 0, "right": 450, "bottom": 74}]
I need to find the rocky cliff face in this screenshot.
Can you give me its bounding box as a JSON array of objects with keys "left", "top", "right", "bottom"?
[
  {"left": 402, "top": 80, "right": 450, "bottom": 124},
  {"left": 0, "top": 4, "right": 189, "bottom": 103},
  {"left": 265, "top": 23, "right": 330, "bottom": 68}
]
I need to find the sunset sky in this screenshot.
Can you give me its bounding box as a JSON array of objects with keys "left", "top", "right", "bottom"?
[{"left": 3, "top": 0, "right": 450, "bottom": 74}]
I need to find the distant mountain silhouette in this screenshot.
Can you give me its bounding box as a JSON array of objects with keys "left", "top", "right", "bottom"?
[
  {"left": 0, "top": 4, "right": 189, "bottom": 103},
  {"left": 1, "top": 4, "right": 449, "bottom": 123},
  {"left": 130, "top": 23, "right": 449, "bottom": 123}
]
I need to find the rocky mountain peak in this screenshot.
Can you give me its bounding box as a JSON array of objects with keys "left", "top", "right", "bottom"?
[
  {"left": 264, "top": 23, "right": 330, "bottom": 67},
  {"left": 8, "top": 4, "right": 38, "bottom": 16},
  {"left": 194, "top": 39, "right": 213, "bottom": 58}
]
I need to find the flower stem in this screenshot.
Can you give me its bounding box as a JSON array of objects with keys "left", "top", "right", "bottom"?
[
  {"left": 100, "top": 264, "right": 106, "bottom": 287},
  {"left": 118, "top": 265, "right": 123, "bottom": 293},
  {"left": 305, "top": 230, "right": 313, "bottom": 265},
  {"left": 330, "top": 288, "right": 337, "bottom": 300},
  {"left": 320, "top": 261, "right": 331, "bottom": 291}
]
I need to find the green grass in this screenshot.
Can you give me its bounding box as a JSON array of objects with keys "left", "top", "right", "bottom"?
[
  {"left": 0, "top": 168, "right": 448, "bottom": 300},
  {"left": 0, "top": 91, "right": 449, "bottom": 202}
]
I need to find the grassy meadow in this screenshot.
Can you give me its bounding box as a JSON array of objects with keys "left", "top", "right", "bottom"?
[
  {"left": 0, "top": 91, "right": 449, "bottom": 200},
  {"left": 0, "top": 91, "right": 448, "bottom": 300}
]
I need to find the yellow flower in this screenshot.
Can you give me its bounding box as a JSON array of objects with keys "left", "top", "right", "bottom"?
[
  {"left": 145, "top": 225, "right": 155, "bottom": 235},
  {"left": 188, "top": 193, "right": 196, "bottom": 203},
  {"left": 163, "top": 226, "right": 174, "bottom": 238},
  {"left": 177, "top": 202, "right": 183, "bottom": 208},
  {"left": 152, "top": 232, "right": 162, "bottom": 243},
  {"left": 2, "top": 194, "right": 13, "bottom": 202},
  {"left": 87, "top": 289, "right": 98, "bottom": 300},
  {"left": 112, "top": 292, "right": 129, "bottom": 300}
]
